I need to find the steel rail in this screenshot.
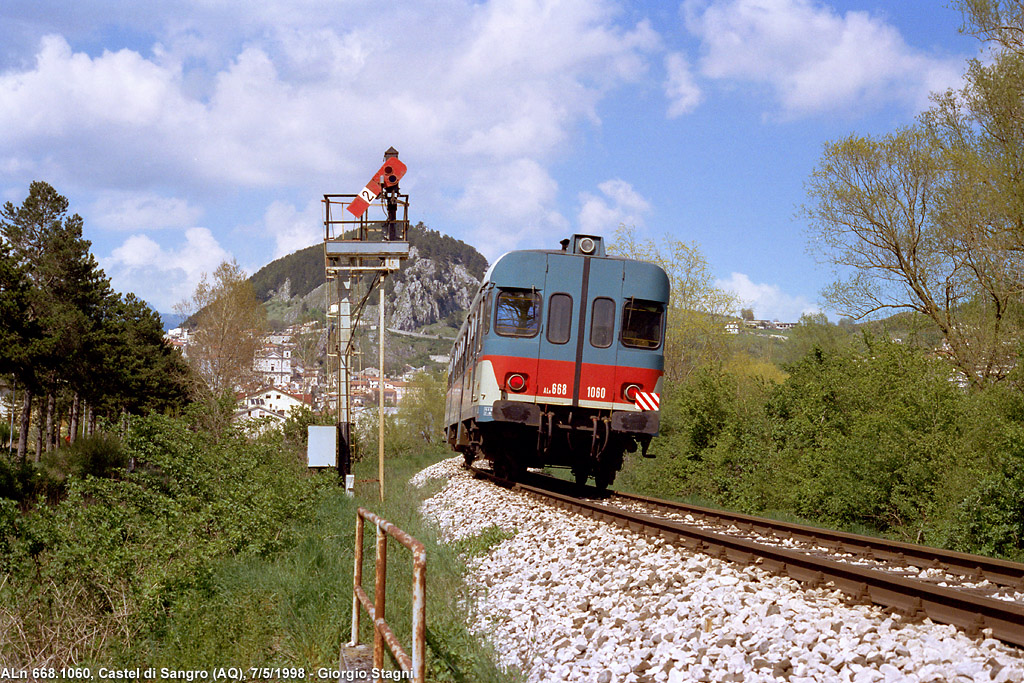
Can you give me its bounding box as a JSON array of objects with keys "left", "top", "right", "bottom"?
[
  {"left": 524, "top": 483, "right": 1024, "bottom": 647},
  {"left": 612, "top": 490, "right": 1024, "bottom": 590},
  {"left": 468, "top": 467, "right": 1024, "bottom": 648}
]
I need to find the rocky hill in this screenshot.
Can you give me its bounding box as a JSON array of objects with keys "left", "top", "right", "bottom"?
[{"left": 251, "top": 222, "right": 487, "bottom": 331}]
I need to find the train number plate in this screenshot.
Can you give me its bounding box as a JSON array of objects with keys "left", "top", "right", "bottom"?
[{"left": 543, "top": 383, "right": 569, "bottom": 396}]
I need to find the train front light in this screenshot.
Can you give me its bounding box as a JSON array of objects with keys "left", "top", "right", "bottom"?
[
  {"left": 622, "top": 383, "right": 642, "bottom": 402},
  {"left": 506, "top": 373, "right": 528, "bottom": 393}
]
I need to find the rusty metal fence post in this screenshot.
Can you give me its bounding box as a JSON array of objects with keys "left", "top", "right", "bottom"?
[{"left": 350, "top": 507, "right": 426, "bottom": 682}]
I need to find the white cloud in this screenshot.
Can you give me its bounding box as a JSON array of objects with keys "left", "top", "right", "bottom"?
[
  {"left": 0, "top": 35, "right": 206, "bottom": 187},
  {"left": 103, "top": 227, "right": 232, "bottom": 311},
  {"left": 0, "top": 1, "right": 667, "bottom": 267},
  {"left": 89, "top": 191, "right": 202, "bottom": 231},
  {"left": 664, "top": 52, "right": 703, "bottom": 117},
  {"left": 452, "top": 158, "right": 569, "bottom": 260},
  {"left": 716, "top": 271, "right": 819, "bottom": 322},
  {"left": 578, "top": 178, "right": 651, "bottom": 234},
  {"left": 684, "top": 0, "right": 964, "bottom": 116},
  {"left": 0, "top": 3, "right": 658, "bottom": 194},
  {"left": 263, "top": 199, "right": 323, "bottom": 259}
]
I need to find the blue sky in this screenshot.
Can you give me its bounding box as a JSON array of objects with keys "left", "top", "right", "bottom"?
[{"left": 0, "top": 0, "right": 981, "bottom": 320}]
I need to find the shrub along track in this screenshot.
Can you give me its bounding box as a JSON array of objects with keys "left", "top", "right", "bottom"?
[{"left": 469, "top": 465, "right": 1024, "bottom": 649}]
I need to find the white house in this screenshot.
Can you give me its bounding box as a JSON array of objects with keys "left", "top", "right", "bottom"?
[
  {"left": 232, "top": 404, "right": 289, "bottom": 433},
  {"left": 235, "top": 387, "right": 312, "bottom": 420},
  {"left": 253, "top": 345, "right": 293, "bottom": 386}
]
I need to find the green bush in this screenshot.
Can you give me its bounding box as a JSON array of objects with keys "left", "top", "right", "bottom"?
[
  {"left": 942, "top": 422, "right": 1024, "bottom": 561},
  {"left": 0, "top": 404, "right": 332, "bottom": 667},
  {"left": 618, "top": 337, "right": 1024, "bottom": 559},
  {"left": 50, "top": 432, "right": 128, "bottom": 480}
]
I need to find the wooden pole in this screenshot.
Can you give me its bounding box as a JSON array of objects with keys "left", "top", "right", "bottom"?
[{"left": 378, "top": 275, "right": 385, "bottom": 502}]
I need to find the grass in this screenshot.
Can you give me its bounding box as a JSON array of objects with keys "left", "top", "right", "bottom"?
[
  {"left": 148, "top": 448, "right": 522, "bottom": 682},
  {"left": 613, "top": 462, "right": 895, "bottom": 541},
  {"left": 453, "top": 525, "right": 517, "bottom": 558},
  {"left": 147, "top": 490, "right": 359, "bottom": 668},
  {"left": 349, "top": 449, "right": 523, "bottom": 682}
]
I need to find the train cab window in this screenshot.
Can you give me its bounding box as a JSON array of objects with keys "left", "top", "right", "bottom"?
[
  {"left": 495, "top": 288, "right": 542, "bottom": 337},
  {"left": 621, "top": 299, "right": 664, "bottom": 349},
  {"left": 590, "top": 297, "right": 615, "bottom": 348},
  {"left": 546, "top": 293, "right": 573, "bottom": 344}
]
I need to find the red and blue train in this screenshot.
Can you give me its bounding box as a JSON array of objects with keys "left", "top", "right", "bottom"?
[{"left": 444, "top": 234, "right": 669, "bottom": 488}]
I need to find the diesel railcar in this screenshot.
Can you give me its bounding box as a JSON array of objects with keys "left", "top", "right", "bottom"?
[{"left": 444, "top": 234, "right": 669, "bottom": 488}]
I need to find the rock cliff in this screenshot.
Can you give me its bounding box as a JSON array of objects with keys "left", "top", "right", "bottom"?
[{"left": 250, "top": 222, "right": 487, "bottom": 331}]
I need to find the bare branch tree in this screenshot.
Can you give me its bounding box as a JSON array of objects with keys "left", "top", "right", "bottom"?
[
  {"left": 610, "top": 225, "right": 738, "bottom": 381},
  {"left": 804, "top": 128, "right": 1022, "bottom": 387},
  {"left": 176, "top": 260, "right": 266, "bottom": 397}
]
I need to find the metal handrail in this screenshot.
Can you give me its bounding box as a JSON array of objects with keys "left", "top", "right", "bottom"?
[{"left": 351, "top": 507, "right": 426, "bottom": 681}]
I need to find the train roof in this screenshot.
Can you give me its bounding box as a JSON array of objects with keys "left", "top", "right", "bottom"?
[{"left": 483, "top": 234, "right": 664, "bottom": 283}]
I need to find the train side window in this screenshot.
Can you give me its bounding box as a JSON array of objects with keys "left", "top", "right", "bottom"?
[
  {"left": 495, "top": 288, "right": 542, "bottom": 337},
  {"left": 621, "top": 298, "right": 664, "bottom": 349},
  {"left": 476, "top": 296, "right": 487, "bottom": 354},
  {"left": 546, "top": 293, "right": 573, "bottom": 344},
  {"left": 482, "top": 290, "right": 492, "bottom": 336},
  {"left": 590, "top": 297, "right": 615, "bottom": 348}
]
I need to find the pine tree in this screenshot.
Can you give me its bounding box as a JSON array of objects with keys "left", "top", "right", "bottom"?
[{"left": 2, "top": 181, "right": 189, "bottom": 459}]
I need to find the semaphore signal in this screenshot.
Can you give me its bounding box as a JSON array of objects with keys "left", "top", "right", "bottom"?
[{"left": 346, "top": 156, "right": 408, "bottom": 218}]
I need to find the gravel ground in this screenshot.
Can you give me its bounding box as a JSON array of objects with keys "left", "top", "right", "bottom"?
[{"left": 413, "top": 457, "right": 1024, "bottom": 683}]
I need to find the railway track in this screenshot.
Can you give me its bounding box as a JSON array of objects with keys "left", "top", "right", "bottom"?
[{"left": 469, "top": 465, "right": 1024, "bottom": 648}]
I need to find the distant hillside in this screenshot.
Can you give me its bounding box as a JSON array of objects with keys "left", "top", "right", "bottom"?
[
  {"left": 250, "top": 243, "right": 324, "bottom": 301},
  {"left": 160, "top": 312, "right": 186, "bottom": 331},
  {"left": 250, "top": 222, "right": 487, "bottom": 331}
]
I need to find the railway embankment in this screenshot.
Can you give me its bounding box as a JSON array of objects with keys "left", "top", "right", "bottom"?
[{"left": 415, "top": 457, "right": 1024, "bottom": 683}]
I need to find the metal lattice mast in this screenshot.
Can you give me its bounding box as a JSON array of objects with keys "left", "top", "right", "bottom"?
[{"left": 323, "top": 148, "right": 409, "bottom": 500}]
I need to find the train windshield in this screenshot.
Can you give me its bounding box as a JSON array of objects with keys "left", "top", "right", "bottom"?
[
  {"left": 495, "top": 288, "right": 542, "bottom": 337},
  {"left": 621, "top": 299, "right": 664, "bottom": 349}
]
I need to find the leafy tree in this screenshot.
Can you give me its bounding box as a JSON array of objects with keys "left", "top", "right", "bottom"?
[
  {"left": 956, "top": 0, "right": 1024, "bottom": 54},
  {"left": 2, "top": 182, "right": 190, "bottom": 459},
  {"left": 177, "top": 260, "right": 267, "bottom": 397},
  {"left": 396, "top": 369, "right": 447, "bottom": 445},
  {"left": 0, "top": 240, "right": 36, "bottom": 379},
  {"left": 293, "top": 327, "right": 326, "bottom": 395},
  {"left": 778, "top": 312, "right": 857, "bottom": 367},
  {"left": 804, "top": 5, "right": 1024, "bottom": 388},
  {"left": 84, "top": 293, "right": 190, "bottom": 417},
  {"left": 610, "top": 224, "right": 738, "bottom": 381}
]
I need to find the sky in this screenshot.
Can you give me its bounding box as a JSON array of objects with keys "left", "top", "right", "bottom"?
[{"left": 0, "top": 0, "right": 983, "bottom": 321}]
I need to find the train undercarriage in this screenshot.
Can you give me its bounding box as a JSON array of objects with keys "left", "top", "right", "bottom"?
[{"left": 453, "top": 403, "right": 654, "bottom": 489}]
